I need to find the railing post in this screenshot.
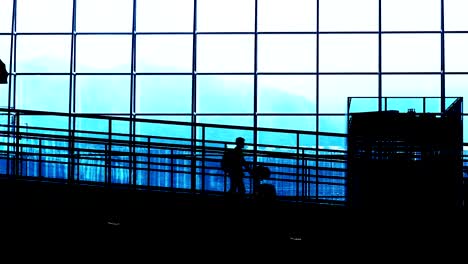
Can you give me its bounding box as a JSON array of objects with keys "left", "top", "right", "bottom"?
[
  {"left": 147, "top": 137, "right": 151, "bottom": 189},
  {"left": 14, "top": 112, "right": 20, "bottom": 177},
  {"left": 75, "top": 150, "right": 80, "bottom": 184},
  {"left": 106, "top": 119, "right": 112, "bottom": 186},
  {"left": 38, "top": 138, "right": 43, "bottom": 179},
  {"left": 301, "top": 149, "right": 306, "bottom": 201},
  {"left": 201, "top": 126, "right": 206, "bottom": 192},
  {"left": 296, "top": 133, "right": 300, "bottom": 203},
  {"left": 170, "top": 149, "right": 174, "bottom": 190},
  {"left": 68, "top": 115, "right": 76, "bottom": 184}
]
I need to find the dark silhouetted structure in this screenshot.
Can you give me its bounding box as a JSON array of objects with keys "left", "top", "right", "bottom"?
[
  {"left": 347, "top": 98, "right": 463, "bottom": 209},
  {"left": 0, "top": 58, "right": 8, "bottom": 84}
]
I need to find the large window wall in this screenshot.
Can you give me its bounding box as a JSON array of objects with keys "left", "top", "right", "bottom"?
[{"left": 1, "top": 0, "right": 468, "bottom": 149}]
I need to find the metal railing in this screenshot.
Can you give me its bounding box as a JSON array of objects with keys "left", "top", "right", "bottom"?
[{"left": 0, "top": 108, "right": 348, "bottom": 206}]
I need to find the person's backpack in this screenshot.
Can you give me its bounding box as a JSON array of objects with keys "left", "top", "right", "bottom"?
[{"left": 221, "top": 149, "right": 236, "bottom": 173}]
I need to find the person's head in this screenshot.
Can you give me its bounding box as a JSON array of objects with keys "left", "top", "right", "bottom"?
[{"left": 235, "top": 137, "right": 245, "bottom": 149}]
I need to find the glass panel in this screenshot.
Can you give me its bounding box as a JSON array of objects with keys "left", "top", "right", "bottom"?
[
  {"left": 16, "top": 75, "right": 70, "bottom": 112},
  {"left": 197, "top": 35, "right": 254, "bottom": 73},
  {"left": 136, "top": 115, "right": 192, "bottom": 140},
  {"left": 318, "top": 133, "right": 347, "bottom": 150},
  {"left": 382, "top": 0, "right": 440, "bottom": 31},
  {"left": 445, "top": 0, "right": 468, "bottom": 31},
  {"left": 258, "top": 0, "right": 317, "bottom": 32},
  {"left": 385, "top": 98, "right": 425, "bottom": 113},
  {"left": 136, "top": 75, "right": 192, "bottom": 113},
  {"left": 347, "top": 97, "right": 379, "bottom": 113},
  {"left": 20, "top": 115, "right": 69, "bottom": 131},
  {"left": 445, "top": 34, "right": 468, "bottom": 72},
  {"left": 75, "top": 75, "right": 130, "bottom": 113},
  {"left": 382, "top": 75, "right": 441, "bottom": 100},
  {"left": 75, "top": 116, "right": 111, "bottom": 135},
  {"left": 0, "top": 35, "right": 11, "bottom": 98},
  {"left": 196, "top": 116, "right": 253, "bottom": 148},
  {"left": 319, "top": 116, "right": 347, "bottom": 135},
  {"left": 319, "top": 0, "right": 378, "bottom": 31},
  {"left": 258, "top": 116, "right": 316, "bottom": 132},
  {"left": 16, "top": 35, "right": 71, "bottom": 73},
  {"left": 0, "top": 36, "right": 11, "bottom": 64},
  {"left": 258, "top": 34, "right": 316, "bottom": 72},
  {"left": 319, "top": 75, "right": 378, "bottom": 114},
  {"left": 382, "top": 34, "right": 440, "bottom": 72},
  {"left": 464, "top": 117, "right": 468, "bottom": 144},
  {"left": 76, "top": 0, "right": 133, "bottom": 32},
  {"left": 197, "top": 75, "right": 253, "bottom": 113},
  {"left": 76, "top": 35, "right": 132, "bottom": 73},
  {"left": 197, "top": 115, "right": 252, "bottom": 127},
  {"left": 17, "top": 0, "right": 73, "bottom": 32},
  {"left": 137, "top": 0, "right": 193, "bottom": 32},
  {"left": 446, "top": 75, "right": 468, "bottom": 113},
  {"left": 136, "top": 35, "right": 192, "bottom": 73},
  {"left": 0, "top": 0, "right": 13, "bottom": 32},
  {"left": 319, "top": 34, "right": 378, "bottom": 72},
  {"left": 258, "top": 75, "right": 316, "bottom": 113},
  {"left": 197, "top": 0, "right": 254, "bottom": 32},
  {"left": 299, "top": 134, "right": 316, "bottom": 149},
  {"left": 257, "top": 130, "right": 297, "bottom": 149}
]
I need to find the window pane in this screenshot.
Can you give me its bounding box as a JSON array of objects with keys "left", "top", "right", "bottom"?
[
  {"left": 257, "top": 130, "right": 297, "bottom": 148},
  {"left": 76, "top": 0, "right": 133, "bottom": 32},
  {"left": 197, "top": 0, "right": 254, "bottom": 32},
  {"left": 0, "top": 0, "right": 13, "bottom": 32},
  {"left": 382, "top": 0, "right": 440, "bottom": 31},
  {"left": 76, "top": 35, "right": 132, "bottom": 73},
  {"left": 382, "top": 75, "right": 441, "bottom": 98},
  {"left": 197, "top": 35, "right": 253, "bottom": 73},
  {"left": 16, "top": 75, "right": 70, "bottom": 112},
  {"left": 258, "top": 34, "right": 316, "bottom": 72},
  {"left": 197, "top": 116, "right": 253, "bottom": 127},
  {"left": 196, "top": 116, "right": 253, "bottom": 145},
  {"left": 319, "top": 0, "right": 378, "bottom": 31},
  {"left": 137, "top": 0, "right": 193, "bottom": 32},
  {"left": 258, "top": 0, "right": 317, "bottom": 32},
  {"left": 136, "top": 75, "right": 192, "bottom": 113},
  {"left": 464, "top": 118, "right": 468, "bottom": 144},
  {"left": 17, "top": 0, "right": 72, "bottom": 32},
  {"left": 319, "top": 115, "right": 347, "bottom": 135},
  {"left": 136, "top": 115, "right": 192, "bottom": 139},
  {"left": 445, "top": 34, "right": 468, "bottom": 72},
  {"left": 258, "top": 116, "right": 316, "bottom": 132},
  {"left": 136, "top": 35, "right": 192, "bottom": 73},
  {"left": 444, "top": 0, "right": 468, "bottom": 31},
  {"left": 0, "top": 30, "right": 10, "bottom": 105},
  {"left": 446, "top": 75, "right": 468, "bottom": 113},
  {"left": 76, "top": 75, "right": 130, "bottom": 113},
  {"left": 16, "top": 35, "right": 71, "bottom": 73},
  {"left": 258, "top": 75, "right": 316, "bottom": 113},
  {"left": 197, "top": 75, "right": 253, "bottom": 113},
  {"left": 318, "top": 133, "right": 346, "bottom": 150},
  {"left": 382, "top": 34, "right": 440, "bottom": 72},
  {"left": 0, "top": 35, "right": 11, "bottom": 77},
  {"left": 319, "top": 75, "right": 378, "bottom": 113},
  {"left": 319, "top": 34, "right": 378, "bottom": 72},
  {"left": 21, "top": 115, "right": 69, "bottom": 131}
]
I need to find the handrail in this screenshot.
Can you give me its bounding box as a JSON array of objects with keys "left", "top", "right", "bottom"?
[{"left": 0, "top": 108, "right": 349, "bottom": 205}]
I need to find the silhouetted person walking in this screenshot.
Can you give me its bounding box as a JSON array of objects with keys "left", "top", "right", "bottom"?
[
  {"left": 0, "top": 58, "right": 8, "bottom": 84},
  {"left": 221, "top": 137, "right": 250, "bottom": 196}
]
